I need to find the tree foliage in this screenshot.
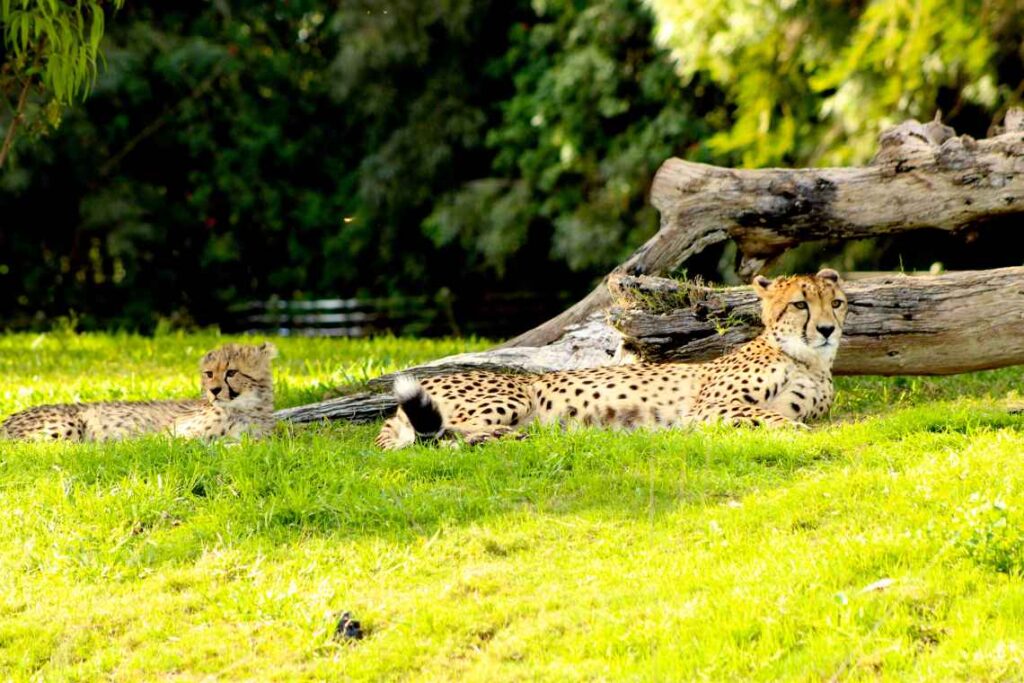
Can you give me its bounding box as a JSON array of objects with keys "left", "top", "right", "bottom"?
[
  {"left": 426, "top": 0, "right": 711, "bottom": 274},
  {"left": 0, "top": 0, "right": 1022, "bottom": 331},
  {"left": 0, "top": 0, "right": 124, "bottom": 167},
  {"left": 1, "top": 0, "right": 701, "bottom": 330},
  {"left": 649, "top": 0, "right": 1024, "bottom": 166}
]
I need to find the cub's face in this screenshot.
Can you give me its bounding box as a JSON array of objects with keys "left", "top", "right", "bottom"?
[
  {"left": 199, "top": 342, "right": 277, "bottom": 409},
  {"left": 754, "top": 269, "right": 848, "bottom": 364}
]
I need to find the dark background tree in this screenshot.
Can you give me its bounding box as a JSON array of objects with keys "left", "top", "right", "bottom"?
[{"left": 0, "top": 0, "right": 1021, "bottom": 334}]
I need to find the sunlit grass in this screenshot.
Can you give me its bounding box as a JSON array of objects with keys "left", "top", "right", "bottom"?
[
  {"left": 2, "top": 333, "right": 1024, "bottom": 680},
  {"left": 0, "top": 331, "right": 488, "bottom": 412}
]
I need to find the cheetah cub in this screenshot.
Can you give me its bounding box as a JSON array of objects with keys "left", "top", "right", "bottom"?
[
  {"left": 376, "top": 269, "right": 848, "bottom": 450},
  {"left": 1, "top": 342, "right": 278, "bottom": 442}
]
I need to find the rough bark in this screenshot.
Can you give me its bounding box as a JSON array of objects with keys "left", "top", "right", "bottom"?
[
  {"left": 501, "top": 109, "right": 1024, "bottom": 348},
  {"left": 610, "top": 267, "right": 1024, "bottom": 376}
]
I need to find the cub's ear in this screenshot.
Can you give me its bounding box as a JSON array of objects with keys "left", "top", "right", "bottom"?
[
  {"left": 816, "top": 268, "right": 841, "bottom": 283},
  {"left": 752, "top": 275, "right": 772, "bottom": 298},
  {"left": 258, "top": 341, "right": 279, "bottom": 360}
]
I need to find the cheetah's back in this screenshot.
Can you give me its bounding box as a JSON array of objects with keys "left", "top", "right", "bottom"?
[
  {"left": 1, "top": 404, "right": 88, "bottom": 441},
  {"left": 1, "top": 400, "right": 204, "bottom": 442}
]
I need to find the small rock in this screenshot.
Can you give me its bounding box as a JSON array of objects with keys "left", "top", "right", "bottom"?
[{"left": 334, "top": 611, "right": 364, "bottom": 641}]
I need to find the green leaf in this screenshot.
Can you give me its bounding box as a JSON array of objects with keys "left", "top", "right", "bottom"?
[{"left": 89, "top": 9, "right": 102, "bottom": 52}]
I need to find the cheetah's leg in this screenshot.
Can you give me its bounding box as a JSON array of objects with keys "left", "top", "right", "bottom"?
[
  {"left": 692, "top": 400, "right": 806, "bottom": 428},
  {"left": 437, "top": 390, "right": 536, "bottom": 446},
  {"left": 374, "top": 414, "right": 522, "bottom": 450},
  {"left": 441, "top": 416, "right": 532, "bottom": 446},
  {"left": 461, "top": 425, "right": 530, "bottom": 446}
]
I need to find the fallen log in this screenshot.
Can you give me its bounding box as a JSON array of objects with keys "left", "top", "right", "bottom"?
[
  {"left": 502, "top": 109, "right": 1024, "bottom": 348},
  {"left": 277, "top": 266, "right": 1024, "bottom": 423},
  {"left": 610, "top": 267, "right": 1024, "bottom": 375},
  {"left": 278, "top": 110, "right": 1024, "bottom": 423},
  {"left": 274, "top": 316, "right": 625, "bottom": 423}
]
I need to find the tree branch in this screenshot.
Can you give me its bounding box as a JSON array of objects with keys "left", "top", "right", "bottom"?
[
  {"left": 98, "top": 61, "right": 226, "bottom": 177},
  {"left": 0, "top": 68, "right": 34, "bottom": 169}
]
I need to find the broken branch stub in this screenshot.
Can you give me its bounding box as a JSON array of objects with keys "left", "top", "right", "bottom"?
[{"left": 651, "top": 111, "right": 1024, "bottom": 279}]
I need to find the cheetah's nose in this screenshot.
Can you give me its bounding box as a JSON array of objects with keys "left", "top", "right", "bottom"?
[
  {"left": 211, "top": 387, "right": 222, "bottom": 396},
  {"left": 817, "top": 325, "right": 835, "bottom": 339}
]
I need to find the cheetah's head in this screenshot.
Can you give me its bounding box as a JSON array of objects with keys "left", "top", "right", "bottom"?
[
  {"left": 199, "top": 342, "right": 277, "bottom": 409},
  {"left": 753, "top": 269, "right": 848, "bottom": 366}
]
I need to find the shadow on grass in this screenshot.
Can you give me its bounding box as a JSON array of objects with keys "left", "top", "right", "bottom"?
[{"left": 2, "top": 402, "right": 1023, "bottom": 577}]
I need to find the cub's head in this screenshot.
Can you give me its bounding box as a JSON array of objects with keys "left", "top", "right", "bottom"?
[
  {"left": 753, "top": 268, "right": 848, "bottom": 365},
  {"left": 199, "top": 342, "right": 277, "bottom": 409}
]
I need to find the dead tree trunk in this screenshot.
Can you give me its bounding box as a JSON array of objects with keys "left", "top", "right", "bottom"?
[
  {"left": 503, "top": 109, "right": 1024, "bottom": 348},
  {"left": 277, "top": 110, "right": 1024, "bottom": 423}
]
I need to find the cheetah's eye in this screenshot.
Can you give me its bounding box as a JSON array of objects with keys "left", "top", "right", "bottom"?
[
  {"left": 226, "top": 369, "right": 237, "bottom": 378},
  {"left": 832, "top": 299, "right": 844, "bottom": 308},
  {"left": 204, "top": 371, "right": 213, "bottom": 378},
  {"left": 792, "top": 301, "right": 808, "bottom": 310}
]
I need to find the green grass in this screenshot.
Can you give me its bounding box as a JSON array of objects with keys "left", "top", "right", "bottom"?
[{"left": 2, "top": 332, "right": 1024, "bottom": 681}]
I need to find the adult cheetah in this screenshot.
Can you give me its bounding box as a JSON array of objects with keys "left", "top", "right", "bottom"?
[
  {"left": 375, "top": 269, "right": 848, "bottom": 450},
  {"left": 1, "top": 342, "right": 278, "bottom": 442}
]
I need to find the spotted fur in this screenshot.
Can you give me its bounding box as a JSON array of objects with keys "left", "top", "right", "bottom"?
[
  {"left": 375, "top": 270, "right": 848, "bottom": 450},
  {"left": 0, "top": 342, "right": 278, "bottom": 442}
]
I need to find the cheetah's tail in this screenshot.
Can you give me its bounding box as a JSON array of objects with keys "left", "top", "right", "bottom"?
[{"left": 393, "top": 375, "right": 445, "bottom": 440}]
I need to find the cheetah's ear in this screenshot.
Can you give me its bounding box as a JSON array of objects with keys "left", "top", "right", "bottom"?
[
  {"left": 258, "top": 341, "right": 279, "bottom": 361},
  {"left": 752, "top": 275, "right": 772, "bottom": 298},
  {"left": 816, "top": 268, "right": 841, "bottom": 283}
]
